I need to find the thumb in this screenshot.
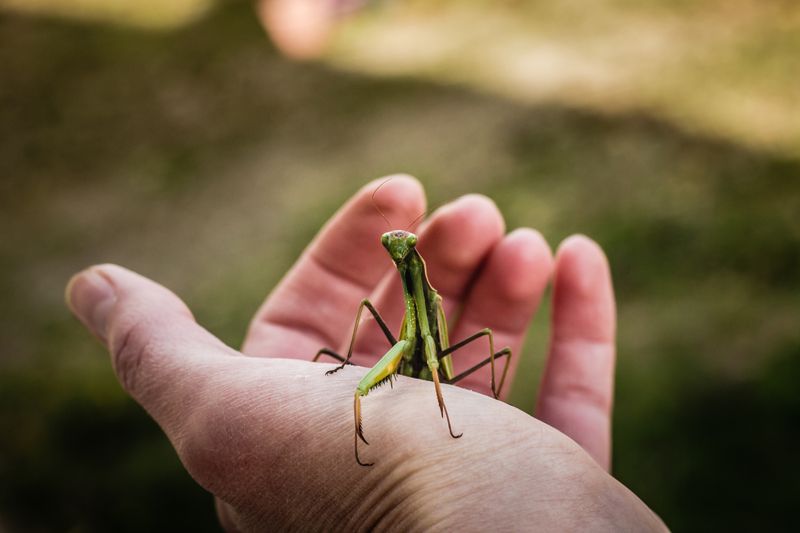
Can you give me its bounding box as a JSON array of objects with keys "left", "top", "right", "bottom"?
[{"left": 65, "top": 264, "right": 235, "bottom": 436}]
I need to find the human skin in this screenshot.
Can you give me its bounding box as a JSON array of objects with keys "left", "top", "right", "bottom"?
[
  {"left": 66, "top": 176, "right": 667, "bottom": 531},
  {"left": 255, "top": 0, "right": 371, "bottom": 59}
]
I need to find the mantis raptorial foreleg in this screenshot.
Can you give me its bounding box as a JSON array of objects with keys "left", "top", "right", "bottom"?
[
  {"left": 313, "top": 298, "right": 397, "bottom": 374},
  {"left": 353, "top": 339, "right": 410, "bottom": 466},
  {"left": 438, "top": 329, "right": 512, "bottom": 399}
]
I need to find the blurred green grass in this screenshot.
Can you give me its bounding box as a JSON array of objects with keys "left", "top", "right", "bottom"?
[{"left": 1, "top": 1, "right": 799, "bottom": 531}]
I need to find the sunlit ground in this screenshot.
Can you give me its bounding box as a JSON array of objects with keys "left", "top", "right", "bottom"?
[
  {"left": 4, "top": 0, "right": 798, "bottom": 153},
  {"left": 0, "top": 0, "right": 798, "bottom": 531},
  {"left": 330, "top": 0, "right": 800, "bottom": 156}
]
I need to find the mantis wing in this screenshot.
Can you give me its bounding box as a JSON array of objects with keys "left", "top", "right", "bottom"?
[{"left": 433, "top": 293, "right": 455, "bottom": 380}]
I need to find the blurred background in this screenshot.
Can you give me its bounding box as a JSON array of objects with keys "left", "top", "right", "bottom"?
[{"left": 1, "top": 0, "right": 798, "bottom": 530}]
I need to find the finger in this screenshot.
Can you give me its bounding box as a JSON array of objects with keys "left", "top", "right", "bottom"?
[
  {"left": 447, "top": 228, "right": 553, "bottom": 398},
  {"left": 535, "top": 235, "right": 616, "bottom": 470},
  {"left": 215, "top": 498, "right": 241, "bottom": 532},
  {"left": 257, "top": 0, "right": 334, "bottom": 60},
  {"left": 243, "top": 175, "right": 426, "bottom": 359},
  {"left": 350, "top": 194, "right": 505, "bottom": 364},
  {"left": 65, "top": 264, "right": 235, "bottom": 441}
]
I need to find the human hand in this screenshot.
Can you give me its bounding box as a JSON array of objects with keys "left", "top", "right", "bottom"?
[
  {"left": 66, "top": 176, "right": 666, "bottom": 531},
  {"left": 255, "top": 0, "right": 366, "bottom": 59}
]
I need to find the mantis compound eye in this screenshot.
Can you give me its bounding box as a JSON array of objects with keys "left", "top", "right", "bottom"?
[
  {"left": 381, "top": 233, "right": 390, "bottom": 247},
  {"left": 406, "top": 234, "right": 417, "bottom": 247}
]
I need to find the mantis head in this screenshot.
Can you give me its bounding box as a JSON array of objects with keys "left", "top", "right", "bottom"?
[{"left": 381, "top": 230, "right": 418, "bottom": 264}]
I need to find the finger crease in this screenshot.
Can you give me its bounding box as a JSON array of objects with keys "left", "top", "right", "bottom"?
[
  {"left": 309, "top": 251, "right": 377, "bottom": 294},
  {"left": 111, "top": 320, "right": 150, "bottom": 395},
  {"left": 262, "top": 314, "right": 339, "bottom": 350},
  {"left": 545, "top": 379, "right": 612, "bottom": 415},
  {"left": 551, "top": 335, "right": 614, "bottom": 353}
]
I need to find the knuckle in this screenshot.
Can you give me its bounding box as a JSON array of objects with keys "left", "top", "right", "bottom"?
[{"left": 110, "top": 319, "right": 154, "bottom": 395}]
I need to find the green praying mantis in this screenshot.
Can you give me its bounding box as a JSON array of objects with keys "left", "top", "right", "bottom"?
[{"left": 313, "top": 224, "right": 513, "bottom": 466}]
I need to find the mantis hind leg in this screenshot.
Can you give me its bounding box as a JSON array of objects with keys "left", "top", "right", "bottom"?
[
  {"left": 438, "top": 329, "right": 512, "bottom": 399},
  {"left": 320, "top": 298, "right": 396, "bottom": 375},
  {"left": 441, "top": 348, "right": 512, "bottom": 399}
]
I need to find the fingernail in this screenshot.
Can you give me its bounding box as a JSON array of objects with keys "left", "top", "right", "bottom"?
[
  {"left": 65, "top": 268, "right": 117, "bottom": 342},
  {"left": 556, "top": 234, "right": 607, "bottom": 296}
]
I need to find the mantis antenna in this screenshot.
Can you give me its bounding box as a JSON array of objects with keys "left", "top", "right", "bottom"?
[
  {"left": 371, "top": 178, "right": 394, "bottom": 228},
  {"left": 372, "top": 176, "right": 428, "bottom": 229},
  {"left": 405, "top": 210, "right": 427, "bottom": 230}
]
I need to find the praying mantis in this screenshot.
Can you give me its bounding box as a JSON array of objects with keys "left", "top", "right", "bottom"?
[{"left": 313, "top": 227, "right": 513, "bottom": 466}]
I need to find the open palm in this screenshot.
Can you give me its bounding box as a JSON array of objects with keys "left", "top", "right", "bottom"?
[{"left": 65, "top": 176, "right": 658, "bottom": 531}]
